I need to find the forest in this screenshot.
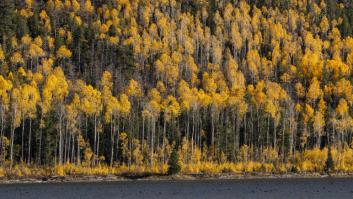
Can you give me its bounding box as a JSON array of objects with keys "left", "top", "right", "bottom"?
[{"left": 0, "top": 0, "right": 353, "bottom": 177}]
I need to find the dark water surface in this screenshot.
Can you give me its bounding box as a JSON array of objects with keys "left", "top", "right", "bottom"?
[{"left": 1, "top": 178, "right": 353, "bottom": 199}]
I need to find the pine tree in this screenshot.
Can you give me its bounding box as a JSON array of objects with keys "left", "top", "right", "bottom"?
[
  {"left": 168, "top": 146, "right": 181, "bottom": 175},
  {"left": 325, "top": 146, "right": 334, "bottom": 174},
  {"left": 0, "top": 0, "right": 15, "bottom": 45}
]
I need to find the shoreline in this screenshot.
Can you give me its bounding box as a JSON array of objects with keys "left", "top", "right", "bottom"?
[{"left": 1, "top": 173, "right": 353, "bottom": 184}]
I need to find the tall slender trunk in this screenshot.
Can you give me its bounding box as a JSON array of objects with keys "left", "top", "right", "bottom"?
[
  {"left": 235, "top": 115, "right": 240, "bottom": 157},
  {"left": 289, "top": 116, "right": 293, "bottom": 157},
  {"left": 141, "top": 117, "right": 144, "bottom": 155},
  {"left": 211, "top": 113, "right": 215, "bottom": 157},
  {"left": 59, "top": 111, "right": 63, "bottom": 165},
  {"left": 267, "top": 116, "right": 270, "bottom": 147},
  {"left": 71, "top": 134, "right": 75, "bottom": 163},
  {"left": 77, "top": 134, "right": 80, "bottom": 165},
  {"left": 37, "top": 126, "right": 43, "bottom": 165},
  {"left": 110, "top": 113, "right": 114, "bottom": 167},
  {"left": 273, "top": 123, "right": 277, "bottom": 151},
  {"left": 10, "top": 123, "right": 15, "bottom": 169},
  {"left": 151, "top": 117, "right": 155, "bottom": 168},
  {"left": 21, "top": 116, "right": 24, "bottom": 162},
  {"left": 186, "top": 112, "right": 189, "bottom": 163},
  {"left": 67, "top": 128, "right": 71, "bottom": 163},
  {"left": 10, "top": 105, "right": 17, "bottom": 170},
  {"left": 250, "top": 108, "right": 254, "bottom": 156},
  {"left": 77, "top": 115, "right": 82, "bottom": 165},
  {"left": 27, "top": 118, "right": 32, "bottom": 165},
  {"left": 282, "top": 118, "right": 286, "bottom": 162},
  {"left": 162, "top": 118, "right": 166, "bottom": 164},
  {"left": 0, "top": 106, "right": 4, "bottom": 166},
  {"left": 97, "top": 128, "right": 100, "bottom": 165},
  {"left": 244, "top": 114, "right": 247, "bottom": 147},
  {"left": 93, "top": 114, "right": 97, "bottom": 166},
  {"left": 192, "top": 111, "right": 195, "bottom": 161},
  {"left": 64, "top": 121, "right": 69, "bottom": 163},
  {"left": 116, "top": 114, "right": 120, "bottom": 164}
]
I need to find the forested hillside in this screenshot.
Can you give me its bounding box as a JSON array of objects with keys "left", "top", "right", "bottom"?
[{"left": 0, "top": 0, "right": 353, "bottom": 176}]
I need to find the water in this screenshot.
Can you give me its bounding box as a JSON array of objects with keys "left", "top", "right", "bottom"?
[{"left": 1, "top": 178, "right": 353, "bottom": 199}]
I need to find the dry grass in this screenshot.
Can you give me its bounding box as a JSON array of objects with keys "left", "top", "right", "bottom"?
[{"left": 1, "top": 147, "right": 353, "bottom": 179}]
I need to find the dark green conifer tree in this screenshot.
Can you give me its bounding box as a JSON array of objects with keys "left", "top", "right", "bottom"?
[{"left": 168, "top": 146, "right": 181, "bottom": 175}]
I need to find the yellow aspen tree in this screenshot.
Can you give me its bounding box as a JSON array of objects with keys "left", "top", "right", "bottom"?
[
  {"left": 80, "top": 84, "right": 102, "bottom": 165},
  {"left": 0, "top": 76, "right": 12, "bottom": 166},
  {"left": 161, "top": 95, "right": 180, "bottom": 163},
  {"left": 126, "top": 79, "right": 142, "bottom": 98},
  {"left": 0, "top": 46, "right": 5, "bottom": 62},
  {"left": 10, "top": 51, "right": 24, "bottom": 65},
  {"left": 301, "top": 49, "right": 323, "bottom": 79},
  {"left": 104, "top": 95, "right": 120, "bottom": 167},
  {"left": 144, "top": 88, "right": 161, "bottom": 167},
  {"left": 313, "top": 111, "right": 325, "bottom": 147},
  {"left": 100, "top": 71, "right": 116, "bottom": 125},
  {"left": 336, "top": 99, "right": 349, "bottom": 118},
  {"left": 84, "top": 0, "right": 94, "bottom": 13},
  {"left": 307, "top": 77, "right": 323, "bottom": 103},
  {"left": 42, "top": 67, "right": 69, "bottom": 165},
  {"left": 20, "top": 81, "right": 40, "bottom": 164},
  {"left": 334, "top": 79, "right": 353, "bottom": 104},
  {"left": 65, "top": 93, "right": 81, "bottom": 164},
  {"left": 10, "top": 87, "right": 22, "bottom": 169},
  {"left": 247, "top": 49, "right": 261, "bottom": 82},
  {"left": 57, "top": 45, "right": 72, "bottom": 59}
]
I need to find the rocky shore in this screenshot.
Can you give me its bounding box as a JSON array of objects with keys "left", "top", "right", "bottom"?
[{"left": 1, "top": 172, "right": 353, "bottom": 184}]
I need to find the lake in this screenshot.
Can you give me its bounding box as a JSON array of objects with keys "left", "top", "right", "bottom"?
[{"left": 1, "top": 177, "right": 353, "bottom": 199}]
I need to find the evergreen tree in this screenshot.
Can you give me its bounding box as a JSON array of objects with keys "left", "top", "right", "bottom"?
[
  {"left": 0, "top": 0, "right": 15, "bottom": 46},
  {"left": 168, "top": 146, "right": 181, "bottom": 175},
  {"left": 325, "top": 146, "right": 334, "bottom": 174}
]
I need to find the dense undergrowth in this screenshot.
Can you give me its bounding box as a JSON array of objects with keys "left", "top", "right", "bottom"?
[{"left": 1, "top": 146, "right": 353, "bottom": 179}]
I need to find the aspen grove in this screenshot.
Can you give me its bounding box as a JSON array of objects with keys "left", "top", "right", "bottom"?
[{"left": 0, "top": 0, "right": 353, "bottom": 176}]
